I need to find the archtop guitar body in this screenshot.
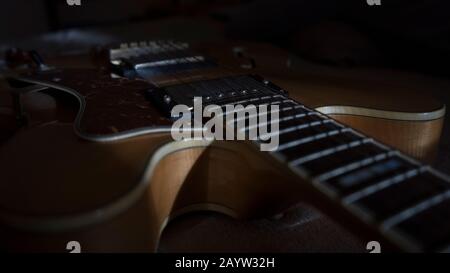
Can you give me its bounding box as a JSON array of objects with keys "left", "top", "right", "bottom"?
[{"left": 0, "top": 41, "right": 448, "bottom": 252}]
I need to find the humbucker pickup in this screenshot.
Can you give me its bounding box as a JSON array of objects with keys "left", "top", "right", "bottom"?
[
  {"left": 146, "top": 75, "right": 288, "bottom": 118},
  {"left": 108, "top": 40, "right": 217, "bottom": 79}
]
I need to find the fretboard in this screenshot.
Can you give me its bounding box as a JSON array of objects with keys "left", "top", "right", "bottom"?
[
  {"left": 249, "top": 96, "right": 450, "bottom": 252},
  {"left": 150, "top": 75, "right": 450, "bottom": 252}
]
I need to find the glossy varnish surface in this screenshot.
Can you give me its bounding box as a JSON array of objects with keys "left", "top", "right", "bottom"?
[
  {"left": 15, "top": 69, "right": 171, "bottom": 136},
  {"left": 0, "top": 41, "right": 448, "bottom": 252}
]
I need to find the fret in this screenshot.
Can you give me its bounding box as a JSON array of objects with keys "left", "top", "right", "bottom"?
[
  {"left": 382, "top": 189, "right": 450, "bottom": 231},
  {"left": 290, "top": 137, "right": 365, "bottom": 167},
  {"left": 246, "top": 96, "right": 284, "bottom": 106},
  {"left": 278, "top": 106, "right": 310, "bottom": 119},
  {"left": 221, "top": 97, "right": 262, "bottom": 108},
  {"left": 278, "top": 113, "right": 324, "bottom": 132},
  {"left": 324, "top": 152, "right": 394, "bottom": 183},
  {"left": 243, "top": 106, "right": 313, "bottom": 132},
  {"left": 350, "top": 171, "right": 450, "bottom": 223},
  {"left": 252, "top": 99, "right": 298, "bottom": 111},
  {"left": 319, "top": 155, "right": 419, "bottom": 198},
  {"left": 225, "top": 105, "right": 307, "bottom": 135},
  {"left": 277, "top": 130, "right": 364, "bottom": 163},
  {"left": 221, "top": 100, "right": 288, "bottom": 140},
  {"left": 226, "top": 99, "right": 291, "bottom": 123},
  {"left": 302, "top": 141, "right": 390, "bottom": 180},
  {"left": 343, "top": 168, "right": 422, "bottom": 204},
  {"left": 278, "top": 119, "right": 343, "bottom": 140},
  {"left": 275, "top": 121, "right": 342, "bottom": 148},
  {"left": 251, "top": 105, "right": 312, "bottom": 129},
  {"left": 387, "top": 190, "right": 450, "bottom": 251},
  {"left": 226, "top": 109, "right": 280, "bottom": 135}
]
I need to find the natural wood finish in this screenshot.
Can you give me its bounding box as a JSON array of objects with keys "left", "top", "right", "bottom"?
[
  {"left": 0, "top": 41, "right": 447, "bottom": 252},
  {"left": 0, "top": 126, "right": 299, "bottom": 251},
  {"left": 194, "top": 41, "right": 446, "bottom": 114},
  {"left": 133, "top": 41, "right": 446, "bottom": 162},
  {"left": 327, "top": 115, "right": 444, "bottom": 163},
  {"left": 193, "top": 41, "right": 446, "bottom": 161},
  {"left": 265, "top": 75, "right": 445, "bottom": 162}
]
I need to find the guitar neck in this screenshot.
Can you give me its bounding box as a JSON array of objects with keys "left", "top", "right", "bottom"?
[
  {"left": 153, "top": 74, "right": 450, "bottom": 252},
  {"left": 107, "top": 41, "right": 450, "bottom": 252},
  {"left": 247, "top": 94, "right": 450, "bottom": 252}
]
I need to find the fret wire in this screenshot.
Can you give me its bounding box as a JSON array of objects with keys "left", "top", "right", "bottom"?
[
  {"left": 279, "top": 118, "right": 336, "bottom": 140},
  {"left": 277, "top": 127, "right": 348, "bottom": 152},
  {"left": 229, "top": 97, "right": 261, "bottom": 107},
  {"left": 288, "top": 137, "right": 365, "bottom": 166},
  {"left": 224, "top": 105, "right": 312, "bottom": 138},
  {"left": 223, "top": 100, "right": 299, "bottom": 123},
  {"left": 381, "top": 192, "right": 450, "bottom": 252},
  {"left": 232, "top": 108, "right": 297, "bottom": 128},
  {"left": 342, "top": 167, "right": 425, "bottom": 204},
  {"left": 303, "top": 138, "right": 391, "bottom": 176},
  {"left": 312, "top": 152, "right": 416, "bottom": 194},
  {"left": 381, "top": 189, "right": 450, "bottom": 231},
  {"left": 272, "top": 106, "right": 325, "bottom": 126},
  {"left": 278, "top": 115, "right": 319, "bottom": 134},
  {"left": 342, "top": 168, "right": 450, "bottom": 237},
  {"left": 378, "top": 168, "right": 450, "bottom": 244},
  {"left": 314, "top": 149, "right": 395, "bottom": 183},
  {"left": 244, "top": 109, "right": 314, "bottom": 132},
  {"left": 257, "top": 113, "right": 326, "bottom": 139}
]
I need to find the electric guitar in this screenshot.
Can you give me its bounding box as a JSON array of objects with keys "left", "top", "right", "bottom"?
[
  {"left": 0, "top": 41, "right": 449, "bottom": 252},
  {"left": 95, "top": 40, "right": 446, "bottom": 162}
]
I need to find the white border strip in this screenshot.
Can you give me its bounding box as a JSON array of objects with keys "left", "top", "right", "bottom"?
[{"left": 316, "top": 105, "right": 445, "bottom": 121}]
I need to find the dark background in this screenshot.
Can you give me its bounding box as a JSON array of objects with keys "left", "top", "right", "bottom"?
[{"left": 2, "top": 0, "right": 450, "bottom": 76}]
